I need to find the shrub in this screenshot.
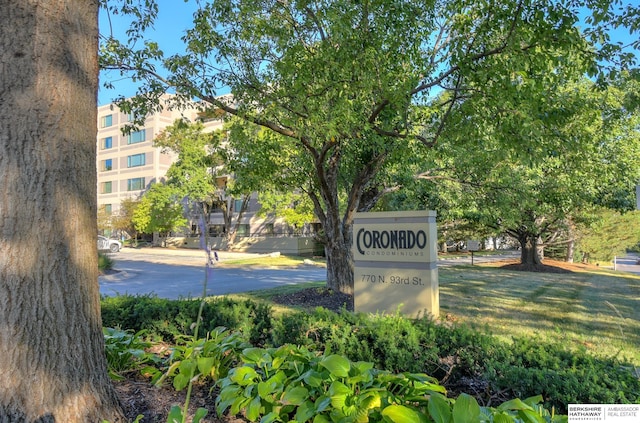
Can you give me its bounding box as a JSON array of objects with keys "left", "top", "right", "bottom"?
[
  {"left": 485, "top": 338, "right": 640, "bottom": 413},
  {"left": 215, "top": 344, "right": 566, "bottom": 423},
  {"left": 98, "top": 252, "right": 114, "bottom": 272},
  {"left": 102, "top": 295, "right": 640, "bottom": 414},
  {"left": 103, "top": 327, "right": 158, "bottom": 380},
  {"left": 101, "top": 295, "right": 273, "bottom": 343}
]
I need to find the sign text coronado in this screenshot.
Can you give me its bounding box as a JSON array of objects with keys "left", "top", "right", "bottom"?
[{"left": 356, "top": 228, "right": 427, "bottom": 255}]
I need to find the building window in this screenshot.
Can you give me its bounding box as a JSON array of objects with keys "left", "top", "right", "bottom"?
[
  {"left": 105, "top": 204, "right": 112, "bottom": 214},
  {"left": 127, "top": 129, "right": 146, "bottom": 144},
  {"left": 101, "top": 136, "right": 112, "bottom": 150},
  {"left": 127, "top": 177, "right": 145, "bottom": 191},
  {"left": 236, "top": 224, "right": 250, "bottom": 237},
  {"left": 100, "top": 114, "right": 113, "bottom": 128},
  {"left": 127, "top": 112, "right": 135, "bottom": 122},
  {"left": 101, "top": 159, "right": 113, "bottom": 171},
  {"left": 101, "top": 181, "right": 112, "bottom": 194},
  {"left": 127, "top": 153, "right": 146, "bottom": 168}
]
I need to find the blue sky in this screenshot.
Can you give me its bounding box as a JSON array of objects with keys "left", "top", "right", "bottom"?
[
  {"left": 98, "top": 1, "right": 638, "bottom": 106},
  {"left": 99, "top": 1, "right": 198, "bottom": 105}
]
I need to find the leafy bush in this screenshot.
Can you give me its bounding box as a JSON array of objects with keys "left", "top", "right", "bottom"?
[
  {"left": 102, "top": 295, "right": 640, "bottom": 415},
  {"left": 103, "top": 327, "right": 157, "bottom": 380},
  {"left": 152, "top": 327, "right": 250, "bottom": 390},
  {"left": 98, "top": 252, "right": 114, "bottom": 272},
  {"left": 216, "top": 344, "right": 566, "bottom": 423},
  {"left": 485, "top": 338, "right": 640, "bottom": 413},
  {"left": 101, "top": 295, "right": 273, "bottom": 343}
]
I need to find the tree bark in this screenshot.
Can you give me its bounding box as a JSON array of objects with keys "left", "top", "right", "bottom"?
[
  {"left": 566, "top": 239, "right": 575, "bottom": 263},
  {"left": 519, "top": 233, "right": 543, "bottom": 265},
  {"left": 0, "top": 2, "right": 125, "bottom": 422}
]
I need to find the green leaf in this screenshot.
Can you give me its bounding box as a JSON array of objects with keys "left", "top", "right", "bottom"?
[
  {"left": 166, "top": 405, "right": 183, "bottom": 423},
  {"left": 498, "top": 398, "right": 535, "bottom": 412},
  {"left": 522, "top": 395, "right": 544, "bottom": 407},
  {"left": 381, "top": 405, "right": 426, "bottom": 422},
  {"left": 257, "top": 381, "right": 277, "bottom": 403},
  {"left": 261, "top": 412, "right": 280, "bottom": 423},
  {"left": 313, "top": 415, "right": 330, "bottom": 423},
  {"left": 295, "top": 400, "right": 316, "bottom": 422},
  {"left": 192, "top": 407, "right": 208, "bottom": 423},
  {"left": 246, "top": 395, "right": 262, "bottom": 422},
  {"left": 315, "top": 395, "right": 332, "bottom": 413},
  {"left": 492, "top": 412, "right": 517, "bottom": 423},
  {"left": 319, "top": 355, "right": 351, "bottom": 378},
  {"left": 242, "top": 347, "right": 268, "bottom": 364},
  {"left": 283, "top": 386, "right": 310, "bottom": 406},
  {"left": 302, "top": 369, "right": 324, "bottom": 387},
  {"left": 428, "top": 393, "right": 452, "bottom": 423},
  {"left": 173, "top": 372, "right": 190, "bottom": 391},
  {"left": 197, "top": 356, "right": 215, "bottom": 377},
  {"left": 452, "top": 394, "right": 481, "bottom": 423},
  {"left": 230, "top": 366, "right": 259, "bottom": 386},
  {"left": 517, "top": 409, "right": 547, "bottom": 423},
  {"left": 328, "top": 381, "right": 351, "bottom": 409}
]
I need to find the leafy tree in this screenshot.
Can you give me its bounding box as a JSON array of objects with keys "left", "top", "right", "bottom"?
[
  {"left": 101, "top": 0, "right": 636, "bottom": 293},
  {"left": 132, "top": 183, "right": 188, "bottom": 246},
  {"left": 154, "top": 119, "right": 218, "bottom": 202},
  {"left": 576, "top": 209, "right": 640, "bottom": 263},
  {"left": 97, "top": 204, "right": 114, "bottom": 235},
  {"left": 0, "top": 1, "right": 124, "bottom": 421},
  {"left": 413, "top": 76, "right": 640, "bottom": 265},
  {"left": 257, "top": 191, "right": 317, "bottom": 235},
  {"left": 154, "top": 118, "right": 276, "bottom": 246},
  {"left": 112, "top": 197, "right": 141, "bottom": 242}
]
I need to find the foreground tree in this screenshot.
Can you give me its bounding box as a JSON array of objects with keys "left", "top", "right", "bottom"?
[
  {"left": 102, "top": 0, "right": 635, "bottom": 293},
  {"left": 0, "top": 1, "right": 124, "bottom": 421}
]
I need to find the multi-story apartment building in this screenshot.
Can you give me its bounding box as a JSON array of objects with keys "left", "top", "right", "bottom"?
[
  {"left": 96, "top": 98, "right": 224, "bottom": 216},
  {"left": 96, "top": 96, "right": 322, "bottom": 254}
]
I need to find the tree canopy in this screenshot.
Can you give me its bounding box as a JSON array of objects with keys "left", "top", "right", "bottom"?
[
  {"left": 100, "top": 0, "right": 639, "bottom": 292},
  {"left": 401, "top": 74, "right": 640, "bottom": 264},
  {"left": 132, "top": 182, "right": 187, "bottom": 244}
]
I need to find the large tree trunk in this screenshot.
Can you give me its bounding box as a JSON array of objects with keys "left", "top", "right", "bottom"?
[
  {"left": 325, "top": 224, "right": 354, "bottom": 295},
  {"left": 0, "top": 2, "right": 125, "bottom": 422},
  {"left": 566, "top": 239, "right": 575, "bottom": 263},
  {"left": 519, "top": 233, "right": 543, "bottom": 265}
]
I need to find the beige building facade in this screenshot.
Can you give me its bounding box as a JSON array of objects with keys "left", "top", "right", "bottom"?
[{"left": 96, "top": 99, "right": 224, "bottom": 216}]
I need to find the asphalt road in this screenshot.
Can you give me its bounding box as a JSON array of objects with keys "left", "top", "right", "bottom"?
[
  {"left": 99, "top": 249, "right": 327, "bottom": 299},
  {"left": 612, "top": 254, "right": 640, "bottom": 273},
  {"left": 99, "top": 248, "right": 639, "bottom": 299}
]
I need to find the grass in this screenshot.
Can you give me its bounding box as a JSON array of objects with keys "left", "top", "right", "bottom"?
[
  {"left": 438, "top": 261, "right": 640, "bottom": 365},
  {"left": 218, "top": 256, "right": 640, "bottom": 365},
  {"left": 217, "top": 255, "right": 326, "bottom": 267}
]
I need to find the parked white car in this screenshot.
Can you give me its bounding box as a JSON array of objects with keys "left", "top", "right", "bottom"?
[{"left": 98, "top": 236, "right": 122, "bottom": 253}]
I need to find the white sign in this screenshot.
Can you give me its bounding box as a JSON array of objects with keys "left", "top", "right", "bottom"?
[
  {"left": 467, "top": 240, "right": 480, "bottom": 251},
  {"left": 568, "top": 404, "right": 639, "bottom": 422}
]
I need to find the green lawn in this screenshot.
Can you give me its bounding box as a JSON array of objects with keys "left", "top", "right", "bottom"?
[
  {"left": 439, "top": 263, "right": 640, "bottom": 365},
  {"left": 226, "top": 256, "right": 640, "bottom": 365}
]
